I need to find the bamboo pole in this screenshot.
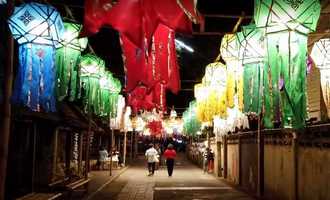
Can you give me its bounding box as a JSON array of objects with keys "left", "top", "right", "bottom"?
[{"left": 0, "top": 1, "right": 15, "bottom": 199}]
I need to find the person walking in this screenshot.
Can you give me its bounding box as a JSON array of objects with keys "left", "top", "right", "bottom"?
[
  {"left": 163, "top": 144, "right": 177, "bottom": 177},
  {"left": 207, "top": 148, "right": 214, "bottom": 173},
  {"left": 98, "top": 146, "right": 109, "bottom": 170},
  {"left": 202, "top": 148, "right": 209, "bottom": 173},
  {"left": 145, "top": 143, "right": 158, "bottom": 176}
]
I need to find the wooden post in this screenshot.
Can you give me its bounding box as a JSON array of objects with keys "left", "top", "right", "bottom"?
[
  {"left": 223, "top": 135, "right": 228, "bottom": 179},
  {"left": 134, "top": 131, "right": 138, "bottom": 158},
  {"left": 0, "top": 2, "right": 14, "bottom": 199},
  {"left": 292, "top": 132, "right": 298, "bottom": 200},
  {"left": 207, "top": 128, "right": 210, "bottom": 148},
  {"left": 52, "top": 128, "right": 59, "bottom": 181},
  {"left": 85, "top": 116, "right": 92, "bottom": 179},
  {"left": 257, "top": 115, "right": 264, "bottom": 197},
  {"left": 109, "top": 128, "right": 114, "bottom": 176},
  {"left": 32, "top": 123, "right": 37, "bottom": 193},
  {"left": 65, "top": 131, "right": 72, "bottom": 177},
  {"left": 130, "top": 131, "right": 133, "bottom": 161},
  {"left": 238, "top": 136, "right": 242, "bottom": 185},
  {"left": 78, "top": 132, "right": 83, "bottom": 176},
  {"left": 123, "top": 131, "right": 127, "bottom": 166}
]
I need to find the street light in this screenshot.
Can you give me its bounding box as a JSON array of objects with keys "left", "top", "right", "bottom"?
[{"left": 175, "top": 39, "right": 194, "bottom": 53}]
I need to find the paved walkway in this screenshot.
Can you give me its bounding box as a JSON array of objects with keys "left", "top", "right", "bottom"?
[{"left": 86, "top": 154, "right": 255, "bottom": 200}]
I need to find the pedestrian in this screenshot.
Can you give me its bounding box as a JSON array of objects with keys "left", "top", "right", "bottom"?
[
  {"left": 145, "top": 143, "right": 158, "bottom": 176},
  {"left": 98, "top": 146, "right": 109, "bottom": 170},
  {"left": 207, "top": 149, "right": 214, "bottom": 173},
  {"left": 155, "top": 144, "right": 161, "bottom": 169},
  {"left": 163, "top": 144, "right": 177, "bottom": 177},
  {"left": 202, "top": 148, "right": 209, "bottom": 173}
]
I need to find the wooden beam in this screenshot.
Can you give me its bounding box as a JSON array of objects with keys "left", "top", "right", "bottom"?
[
  {"left": 192, "top": 31, "right": 229, "bottom": 36},
  {"left": 0, "top": 1, "right": 14, "bottom": 199},
  {"left": 203, "top": 14, "right": 252, "bottom": 19}
]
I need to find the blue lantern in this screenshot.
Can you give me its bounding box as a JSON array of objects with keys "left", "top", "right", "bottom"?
[{"left": 8, "top": 2, "right": 64, "bottom": 112}]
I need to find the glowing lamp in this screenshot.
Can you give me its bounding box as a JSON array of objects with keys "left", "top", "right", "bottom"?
[
  {"left": 311, "top": 38, "right": 330, "bottom": 118},
  {"left": 8, "top": 2, "right": 64, "bottom": 46},
  {"left": 8, "top": 2, "right": 64, "bottom": 112}
]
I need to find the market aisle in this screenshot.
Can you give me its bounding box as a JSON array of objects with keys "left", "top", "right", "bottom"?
[{"left": 86, "top": 154, "right": 255, "bottom": 200}]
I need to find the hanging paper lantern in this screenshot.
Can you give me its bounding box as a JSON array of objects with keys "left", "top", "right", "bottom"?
[
  {"left": 204, "top": 62, "right": 228, "bottom": 118},
  {"left": 123, "top": 106, "right": 133, "bottom": 132},
  {"left": 311, "top": 38, "right": 330, "bottom": 118},
  {"left": 56, "top": 22, "right": 88, "bottom": 101},
  {"left": 237, "top": 25, "right": 265, "bottom": 114},
  {"left": 183, "top": 100, "right": 201, "bottom": 137},
  {"left": 110, "top": 95, "right": 125, "bottom": 130},
  {"left": 8, "top": 2, "right": 64, "bottom": 112},
  {"left": 220, "top": 34, "right": 243, "bottom": 109},
  {"left": 79, "top": 54, "right": 105, "bottom": 115},
  {"left": 100, "top": 72, "right": 114, "bottom": 117},
  {"left": 254, "top": 0, "right": 321, "bottom": 128}
]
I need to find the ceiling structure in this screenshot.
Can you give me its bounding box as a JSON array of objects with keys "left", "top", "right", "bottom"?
[{"left": 5, "top": 0, "right": 330, "bottom": 116}]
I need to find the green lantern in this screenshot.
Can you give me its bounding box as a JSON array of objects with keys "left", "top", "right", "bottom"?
[
  {"left": 236, "top": 24, "right": 274, "bottom": 127},
  {"left": 109, "top": 77, "right": 122, "bottom": 118},
  {"left": 56, "top": 22, "right": 88, "bottom": 101},
  {"left": 79, "top": 54, "right": 105, "bottom": 115},
  {"left": 100, "top": 72, "right": 114, "bottom": 117},
  {"left": 183, "top": 100, "right": 201, "bottom": 137},
  {"left": 254, "top": 0, "right": 321, "bottom": 128}
]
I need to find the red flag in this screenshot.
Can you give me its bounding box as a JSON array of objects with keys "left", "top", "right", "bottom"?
[
  {"left": 106, "top": 0, "right": 144, "bottom": 48},
  {"left": 120, "top": 35, "right": 147, "bottom": 92},
  {"left": 80, "top": 0, "right": 113, "bottom": 37},
  {"left": 145, "top": 24, "right": 180, "bottom": 93}
]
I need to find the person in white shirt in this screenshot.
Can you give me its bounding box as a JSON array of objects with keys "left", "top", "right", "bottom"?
[
  {"left": 99, "top": 147, "right": 109, "bottom": 170},
  {"left": 145, "top": 143, "right": 159, "bottom": 176}
]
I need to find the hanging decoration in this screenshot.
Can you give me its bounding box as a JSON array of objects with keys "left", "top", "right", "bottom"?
[
  {"left": 56, "top": 22, "right": 88, "bottom": 101},
  {"left": 123, "top": 106, "right": 133, "bottom": 132},
  {"left": 236, "top": 24, "right": 272, "bottom": 127},
  {"left": 254, "top": 0, "right": 321, "bottom": 128},
  {"left": 82, "top": 0, "right": 202, "bottom": 48},
  {"left": 121, "top": 24, "right": 180, "bottom": 113},
  {"left": 194, "top": 62, "right": 228, "bottom": 123},
  {"left": 183, "top": 100, "right": 201, "bottom": 137},
  {"left": 147, "top": 120, "right": 163, "bottom": 136},
  {"left": 110, "top": 95, "right": 125, "bottom": 130},
  {"left": 8, "top": 2, "right": 64, "bottom": 112},
  {"left": 220, "top": 34, "right": 243, "bottom": 110},
  {"left": 311, "top": 38, "right": 330, "bottom": 118},
  {"left": 100, "top": 72, "right": 121, "bottom": 117},
  {"left": 78, "top": 54, "right": 105, "bottom": 115}
]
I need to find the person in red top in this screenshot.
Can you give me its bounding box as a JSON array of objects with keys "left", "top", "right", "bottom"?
[{"left": 163, "top": 144, "right": 177, "bottom": 177}]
